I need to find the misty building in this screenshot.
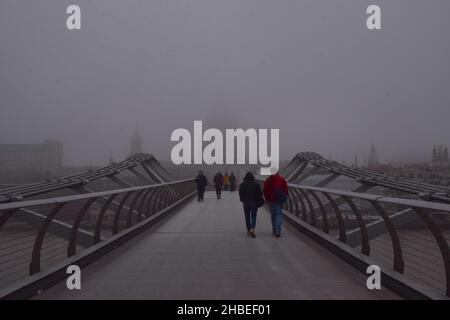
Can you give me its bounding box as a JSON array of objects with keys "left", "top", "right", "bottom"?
[
  {"left": 130, "top": 130, "right": 143, "bottom": 155},
  {"left": 432, "top": 145, "right": 449, "bottom": 167},
  {"left": 368, "top": 142, "right": 379, "bottom": 168},
  {"left": 0, "top": 140, "right": 63, "bottom": 173}
]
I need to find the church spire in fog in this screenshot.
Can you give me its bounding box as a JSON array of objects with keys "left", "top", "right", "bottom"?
[
  {"left": 130, "top": 129, "right": 143, "bottom": 155},
  {"left": 368, "top": 141, "right": 379, "bottom": 168}
]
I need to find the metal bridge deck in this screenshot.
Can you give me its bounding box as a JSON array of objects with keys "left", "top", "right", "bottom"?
[{"left": 34, "top": 192, "right": 398, "bottom": 300}]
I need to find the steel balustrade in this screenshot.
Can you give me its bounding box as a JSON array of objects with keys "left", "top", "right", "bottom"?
[
  {"left": 1, "top": 150, "right": 450, "bottom": 299},
  {"left": 0, "top": 179, "right": 196, "bottom": 288},
  {"left": 0, "top": 153, "right": 174, "bottom": 203},
  {"left": 262, "top": 179, "right": 450, "bottom": 297},
  {"left": 282, "top": 152, "right": 450, "bottom": 203}
]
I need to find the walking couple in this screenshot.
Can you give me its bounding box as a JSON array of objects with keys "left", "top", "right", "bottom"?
[{"left": 238, "top": 170, "right": 288, "bottom": 238}]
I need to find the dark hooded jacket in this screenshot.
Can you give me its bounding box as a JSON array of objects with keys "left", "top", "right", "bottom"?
[
  {"left": 195, "top": 174, "right": 208, "bottom": 189},
  {"left": 239, "top": 172, "right": 263, "bottom": 203},
  {"left": 213, "top": 173, "right": 224, "bottom": 188}
]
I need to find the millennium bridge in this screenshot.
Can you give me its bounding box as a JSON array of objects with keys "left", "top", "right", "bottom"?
[{"left": 0, "top": 152, "right": 449, "bottom": 299}]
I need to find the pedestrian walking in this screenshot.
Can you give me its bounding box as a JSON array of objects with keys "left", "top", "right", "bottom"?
[
  {"left": 229, "top": 172, "right": 236, "bottom": 192},
  {"left": 239, "top": 172, "right": 264, "bottom": 237},
  {"left": 195, "top": 170, "right": 208, "bottom": 201},
  {"left": 263, "top": 169, "right": 288, "bottom": 237},
  {"left": 223, "top": 173, "right": 230, "bottom": 191},
  {"left": 213, "top": 171, "right": 224, "bottom": 199}
]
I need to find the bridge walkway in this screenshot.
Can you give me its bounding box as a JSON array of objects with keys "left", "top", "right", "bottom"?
[{"left": 35, "top": 192, "right": 399, "bottom": 299}]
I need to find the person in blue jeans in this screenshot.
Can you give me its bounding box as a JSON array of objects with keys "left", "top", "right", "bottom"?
[
  {"left": 263, "top": 170, "right": 288, "bottom": 237},
  {"left": 269, "top": 203, "right": 284, "bottom": 236},
  {"left": 239, "top": 172, "right": 263, "bottom": 238}
]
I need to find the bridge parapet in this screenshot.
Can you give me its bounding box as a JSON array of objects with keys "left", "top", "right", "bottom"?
[
  {"left": 0, "top": 153, "right": 173, "bottom": 204},
  {"left": 282, "top": 152, "right": 450, "bottom": 203},
  {"left": 266, "top": 178, "right": 450, "bottom": 299},
  {"left": 0, "top": 178, "right": 196, "bottom": 298}
]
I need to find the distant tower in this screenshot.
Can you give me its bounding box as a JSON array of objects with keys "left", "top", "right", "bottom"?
[
  {"left": 109, "top": 153, "right": 115, "bottom": 165},
  {"left": 433, "top": 145, "right": 437, "bottom": 162},
  {"left": 130, "top": 129, "right": 143, "bottom": 155},
  {"left": 354, "top": 154, "right": 359, "bottom": 169},
  {"left": 368, "top": 141, "right": 379, "bottom": 168}
]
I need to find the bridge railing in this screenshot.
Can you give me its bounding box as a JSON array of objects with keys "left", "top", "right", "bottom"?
[
  {"left": 0, "top": 178, "right": 196, "bottom": 291},
  {"left": 0, "top": 153, "right": 174, "bottom": 204},
  {"left": 282, "top": 152, "right": 450, "bottom": 203},
  {"left": 277, "top": 182, "right": 450, "bottom": 298}
]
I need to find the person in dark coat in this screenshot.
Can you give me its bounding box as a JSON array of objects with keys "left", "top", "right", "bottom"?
[
  {"left": 229, "top": 172, "right": 236, "bottom": 192},
  {"left": 195, "top": 170, "right": 208, "bottom": 201},
  {"left": 213, "top": 171, "right": 224, "bottom": 199},
  {"left": 239, "top": 172, "right": 264, "bottom": 237}
]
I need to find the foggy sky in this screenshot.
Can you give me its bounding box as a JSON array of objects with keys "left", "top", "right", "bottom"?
[{"left": 1, "top": 0, "right": 449, "bottom": 166}]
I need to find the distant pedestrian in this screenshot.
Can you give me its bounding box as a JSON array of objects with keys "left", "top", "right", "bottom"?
[
  {"left": 239, "top": 172, "right": 264, "bottom": 238},
  {"left": 229, "top": 172, "right": 236, "bottom": 192},
  {"left": 263, "top": 169, "right": 288, "bottom": 237},
  {"left": 223, "top": 173, "right": 230, "bottom": 191},
  {"left": 195, "top": 170, "right": 208, "bottom": 201},
  {"left": 213, "top": 171, "right": 224, "bottom": 199}
]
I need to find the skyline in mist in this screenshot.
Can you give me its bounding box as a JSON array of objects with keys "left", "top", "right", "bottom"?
[{"left": 1, "top": 1, "right": 449, "bottom": 166}]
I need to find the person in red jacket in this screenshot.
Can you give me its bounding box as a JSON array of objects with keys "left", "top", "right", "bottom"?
[{"left": 263, "top": 169, "right": 288, "bottom": 237}]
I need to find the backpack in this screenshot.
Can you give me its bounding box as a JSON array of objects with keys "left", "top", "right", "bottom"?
[
  {"left": 256, "top": 184, "right": 265, "bottom": 208},
  {"left": 269, "top": 176, "right": 287, "bottom": 204}
]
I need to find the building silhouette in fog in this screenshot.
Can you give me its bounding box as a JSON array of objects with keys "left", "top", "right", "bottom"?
[
  {"left": 368, "top": 141, "right": 379, "bottom": 168},
  {"left": 130, "top": 129, "right": 143, "bottom": 155},
  {"left": 432, "top": 144, "right": 449, "bottom": 167},
  {"left": 0, "top": 139, "right": 63, "bottom": 173}
]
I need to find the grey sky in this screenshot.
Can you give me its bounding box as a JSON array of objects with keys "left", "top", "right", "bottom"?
[{"left": 1, "top": 0, "right": 449, "bottom": 166}]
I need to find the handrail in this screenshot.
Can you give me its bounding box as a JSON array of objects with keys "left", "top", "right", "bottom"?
[
  {"left": 0, "top": 179, "right": 194, "bottom": 211},
  {"left": 256, "top": 177, "right": 450, "bottom": 297},
  {"left": 282, "top": 152, "right": 450, "bottom": 203},
  {"left": 0, "top": 153, "right": 174, "bottom": 203},
  {"left": 278, "top": 180, "right": 450, "bottom": 297},
  {"left": 0, "top": 178, "right": 196, "bottom": 290},
  {"left": 286, "top": 183, "right": 450, "bottom": 212}
]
